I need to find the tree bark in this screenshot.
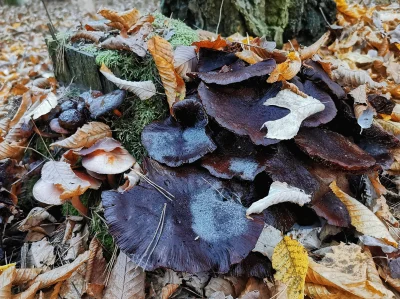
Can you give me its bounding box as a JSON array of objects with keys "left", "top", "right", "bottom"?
[{"left": 161, "top": 0, "right": 337, "bottom": 45}]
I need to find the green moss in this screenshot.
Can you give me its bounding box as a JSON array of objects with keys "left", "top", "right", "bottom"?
[
  {"left": 91, "top": 205, "right": 115, "bottom": 259},
  {"left": 78, "top": 44, "right": 99, "bottom": 55},
  {"left": 153, "top": 12, "right": 199, "bottom": 47},
  {"left": 113, "top": 96, "right": 168, "bottom": 161}
]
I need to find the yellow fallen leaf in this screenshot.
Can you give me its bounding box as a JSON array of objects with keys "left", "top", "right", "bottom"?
[
  {"left": 304, "top": 282, "right": 360, "bottom": 299},
  {"left": 272, "top": 236, "right": 308, "bottom": 299},
  {"left": 0, "top": 263, "right": 16, "bottom": 273},
  {"left": 330, "top": 181, "right": 397, "bottom": 247},
  {"left": 235, "top": 50, "right": 263, "bottom": 65},
  {"left": 148, "top": 36, "right": 185, "bottom": 112}
]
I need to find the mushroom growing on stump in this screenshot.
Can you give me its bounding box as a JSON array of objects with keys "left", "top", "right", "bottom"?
[
  {"left": 102, "top": 158, "right": 264, "bottom": 273},
  {"left": 141, "top": 98, "right": 216, "bottom": 167}
]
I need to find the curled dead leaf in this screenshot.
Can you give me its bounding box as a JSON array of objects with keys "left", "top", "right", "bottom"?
[{"left": 267, "top": 52, "right": 301, "bottom": 83}]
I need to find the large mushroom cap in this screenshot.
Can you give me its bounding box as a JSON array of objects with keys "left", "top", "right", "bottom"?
[
  {"left": 102, "top": 158, "right": 264, "bottom": 273},
  {"left": 141, "top": 98, "right": 216, "bottom": 167}
]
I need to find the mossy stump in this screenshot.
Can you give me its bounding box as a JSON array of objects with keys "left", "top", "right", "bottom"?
[{"left": 46, "top": 38, "right": 115, "bottom": 93}]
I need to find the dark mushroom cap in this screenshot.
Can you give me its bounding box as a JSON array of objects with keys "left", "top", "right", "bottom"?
[
  {"left": 141, "top": 98, "right": 216, "bottom": 167},
  {"left": 196, "top": 59, "right": 276, "bottom": 85},
  {"left": 295, "top": 127, "right": 377, "bottom": 172},
  {"left": 198, "top": 81, "right": 287, "bottom": 146},
  {"left": 86, "top": 90, "right": 126, "bottom": 119},
  {"left": 102, "top": 158, "right": 264, "bottom": 273},
  {"left": 229, "top": 252, "right": 273, "bottom": 280},
  {"left": 265, "top": 144, "right": 319, "bottom": 195},
  {"left": 198, "top": 48, "right": 238, "bottom": 72},
  {"left": 201, "top": 130, "right": 272, "bottom": 181},
  {"left": 300, "top": 59, "right": 346, "bottom": 100}
]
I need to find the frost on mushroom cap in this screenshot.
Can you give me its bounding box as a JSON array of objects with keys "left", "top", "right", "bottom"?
[
  {"left": 102, "top": 158, "right": 264, "bottom": 273},
  {"left": 141, "top": 98, "right": 216, "bottom": 167},
  {"left": 201, "top": 130, "right": 272, "bottom": 181}
]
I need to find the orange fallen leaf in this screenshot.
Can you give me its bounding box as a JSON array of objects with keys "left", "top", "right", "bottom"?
[
  {"left": 98, "top": 8, "right": 140, "bottom": 30},
  {"left": 192, "top": 35, "right": 227, "bottom": 53},
  {"left": 267, "top": 51, "right": 301, "bottom": 83}
]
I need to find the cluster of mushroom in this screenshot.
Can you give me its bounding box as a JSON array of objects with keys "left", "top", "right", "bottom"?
[{"left": 102, "top": 47, "right": 393, "bottom": 275}]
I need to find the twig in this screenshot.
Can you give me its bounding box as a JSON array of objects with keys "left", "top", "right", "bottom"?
[
  {"left": 215, "top": 0, "right": 224, "bottom": 35},
  {"left": 40, "top": 0, "right": 55, "bottom": 32}
]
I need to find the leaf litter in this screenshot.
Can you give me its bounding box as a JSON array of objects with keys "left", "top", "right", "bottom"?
[{"left": 2, "top": 0, "right": 400, "bottom": 298}]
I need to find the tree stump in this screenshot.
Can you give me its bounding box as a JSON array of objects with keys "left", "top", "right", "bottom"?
[
  {"left": 161, "top": 0, "right": 337, "bottom": 45},
  {"left": 46, "top": 38, "right": 115, "bottom": 93}
]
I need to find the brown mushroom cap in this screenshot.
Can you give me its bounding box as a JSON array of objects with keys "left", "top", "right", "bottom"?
[{"left": 102, "top": 158, "right": 264, "bottom": 273}]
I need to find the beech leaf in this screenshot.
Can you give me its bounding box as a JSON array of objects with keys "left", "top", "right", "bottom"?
[
  {"left": 174, "top": 45, "right": 198, "bottom": 81},
  {"left": 330, "top": 181, "right": 398, "bottom": 247},
  {"left": 262, "top": 89, "right": 325, "bottom": 140},
  {"left": 148, "top": 36, "right": 186, "bottom": 111},
  {"left": 50, "top": 122, "right": 112, "bottom": 149},
  {"left": 246, "top": 181, "right": 311, "bottom": 216},
  {"left": 23, "top": 92, "right": 57, "bottom": 121},
  {"left": 267, "top": 51, "right": 301, "bottom": 83},
  {"left": 272, "top": 236, "right": 308, "bottom": 299},
  {"left": 103, "top": 251, "right": 145, "bottom": 299},
  {"left": 100, "top": 64, "right": 156, "bottom": 100}
]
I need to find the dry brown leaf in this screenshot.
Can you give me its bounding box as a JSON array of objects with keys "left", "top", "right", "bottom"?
[
  {"left": 300, "top": 32, "right": 330, "bottom": 60},
  {"left": 335, "top": 0, "right": 367, "bottom": 21},
  {"left": 39, "top": 161, "right": 91, "bottom": 200},
  {"left": 29, "top": 251, "right": 90, "bottom": 289},
  {"left": 161, "top": 284, "right": 180, "bottom": 299},
  {"left": 204, "top": 277, "right": 234, "bottom": 298},
  {"left": 18, "top": 207, "right": 56, "bottom": 232},
  {"left": 378, "top": 267, "right": 400, "bottom": 292},
  {"left": 0, "top": 139, "right": 26, "bottom": 160},
  {"left": 98, "top": 8, "right": 140, "bottom": 30},
  {"left": 174, "top": 46, "right": 198, "bottom": 81},
  {"left": 12, "top": 282, "right": 41, "bottom": 299},
  {"left": 192, "top": 35, "right": 227, "bottom": 52},
  {"left": 22, "top": 92, "right": 57, "bottom": 121},
  {"left": 99, "top": 33, "right": 148, "bottom": 57},
  {"left": 304, "top": 282, "right": 360, "bottom": 299},
  {"left": 148, "top": 36, "right": 186, "bottom": 111},
  {"left": 332, "top": 65, "right": 386, "bottom": 89},
  {"left": 14, "top": 269, "right": 42, "bottom": 285},
  {"left": 50, "top": 122, "right": 112, "bottom": 149},
  {"left": 85, "top": 238, "right": 106, "bottom": 298},
  {"left": 281, "top": 80, "right": 307, "bottom": 98},
  {"left": 128, "top": 14, "right": 155, "bottom": 33},
  {"left": 235, "top": 50, "right": 263, "bottom": 65},
  {"left": 267, "top": 52, "right": 301, "bottom": 83},
  {"left": 103, "top": 251, "right": 145, "bottom": 299},
  {"left": 0, "top": 266, "right": 15, "bottom": 299},
  {"left": 59, "top": 264, "right": 86, "bottom": 299},
  {"left": 117, "top": 162, "right": 141, "bottom": 193},
  {"left": 330, "top": 181, "right": 397, "bottom": 247},
  {"left": 70, "top": 30, "right": 106, "bottom": 44},
  {"left": 100, "top": 64, "right": 156, "bottom": 100},
  {"left": 375, "top": 118, "right": 400, "bottom": 135},
  {"left": 306, "top": 243, "right": 394, "bottom": 298}
]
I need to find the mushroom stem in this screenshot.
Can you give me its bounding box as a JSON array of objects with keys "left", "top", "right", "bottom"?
[
  {"left": 107, "top": 174, "right": 116, "bottom": 188},
  {"left": 71, "top": 196, "right": 88, "bottom": 216}
]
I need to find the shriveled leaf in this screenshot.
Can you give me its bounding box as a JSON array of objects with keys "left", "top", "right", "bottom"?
[
  {"left": 13, "top": 269, "right": 42, "bottom": 285},
  {"left": 103, "top": 251, "right": 145, "bottom": 299},
  {"left": 304, "top": 282, "right": 359, "bottom": 299},
  {"left": 118, "top": 163, "right": 141, "bottom": 192},
  {"left": 50, "top": 122, "right": 112, "bottom": 149},
  {"left": 98, "top": 8, "right": 140, "bottom": 30},
  {"left": 23, "top": 92, "right": 57, "bottom": 121},
  {"left": 100, "top": 64, "right": 156, "bottom": 100},
  {"left": 267, "top": 52, "right": 301, "bottom": 83},
  {"left": 148, "top": 36, "right": 186, "bottom": 110},
  {"left": 247, "top": 181, "right": 311, "bottom": 216},
  {"left": 272, "top": 236, "right": 308, "bottom": 299},
  {"left": 262, "top": 89, "right": 325, "bottom": 140},
  {"left": 40, "top": 161, "right": 91, "bottom": 200},
  {"left": 18, "top": 207, "right": 56, "bottom": 231},
  {"left": 0, "top": 266, "right": 15, "bottom": 299},
  {"left": 128, "top": 14, "right": 155, "bottom": 33},
  {"left": 12, "top": 282, "right": 41, "bottom": 299},
  {"left": 375, "top": 118, "right": 400, "bottom": 135},
  {"left": 330, "top": 181, "right": 398, "bottom": 247},
  {"left": 29, "top": 251, "right": 90, "bottom": 289},
  {"left": 70, "top": 31, "right": 106, "bottom": 44},
  {"left": 300, "top": 32, "right": 330, "bottom": 60},
  {"left": 332, "top": 65, "right": 386, "bottom": 89},
  {"left": 349, "top": 84, "right": 367, "bottom": 104},
  {"left": 161, "top": 284, "right": 180, "bottom": 299},
  {"left": 192, "top": 35, "right": 227, "bottom": 52},
  {"left": 174, "top": 46, "right": 198, "bottom": 80},
  {"left": 59, "top": 265, "right": 86, "bottom": 299}
]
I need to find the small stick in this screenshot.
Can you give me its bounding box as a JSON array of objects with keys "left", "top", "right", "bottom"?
[{"left": 215, "top": 0, "right": 224, "bottom": 35}]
